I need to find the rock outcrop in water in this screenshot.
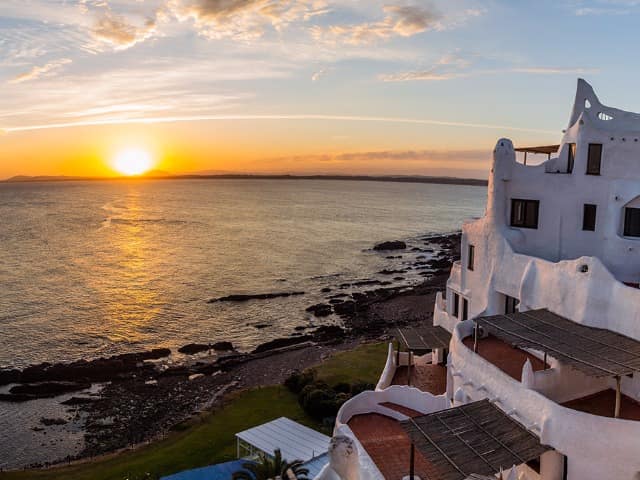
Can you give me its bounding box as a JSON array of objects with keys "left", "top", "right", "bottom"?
[
  {"left": 208, "top": 291, "right": 305, "bottom": 302},
  {"left": 373, "top": 240, "right": 406, "bottom": 251},
  {"left": 0, "top": 348, "right": 172, "bottom": 395}
]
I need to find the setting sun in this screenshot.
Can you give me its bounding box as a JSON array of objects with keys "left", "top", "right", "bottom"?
[{"left": 113, "top": 148, "right": 154, "bottom": 176}]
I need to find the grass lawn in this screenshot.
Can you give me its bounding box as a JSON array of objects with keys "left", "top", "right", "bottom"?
[{"left": 1, "top": 341, "right": 388, "bottom": 480}]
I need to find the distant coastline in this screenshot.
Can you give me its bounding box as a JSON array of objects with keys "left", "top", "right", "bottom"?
[{"left": 2, "top": 173, "right": 488, "bottom": 187}]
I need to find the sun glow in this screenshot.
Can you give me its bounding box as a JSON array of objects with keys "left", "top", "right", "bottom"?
[{"left": 113, "top": 148, "right": 154, "bottom": 176}]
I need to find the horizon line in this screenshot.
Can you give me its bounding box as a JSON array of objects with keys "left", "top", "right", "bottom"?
[{"left": 1, "top": 114, "right": 559, "bottom": 135}]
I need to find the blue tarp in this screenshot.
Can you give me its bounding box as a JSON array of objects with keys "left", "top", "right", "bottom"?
[{"left": 160, "top": 460, "right": 250, "bottom": 480}]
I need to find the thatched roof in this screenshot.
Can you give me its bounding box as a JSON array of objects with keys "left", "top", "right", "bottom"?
[
  {"left": 395, "top": 326, "right": 452, "bottom": 354},
  {"left": 400, "top": 400, "right": 550, "bottom": 480},
  {"left": 476, "top": 309, "right": 640, "bottom": 378}
]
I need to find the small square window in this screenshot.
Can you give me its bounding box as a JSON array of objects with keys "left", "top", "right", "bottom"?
[
  {"left": 586, "top": 144, "right": 602, "bottom": 175},
  {"left": 467, "top": 244, "right": 475, "bottom": 271},
  {"left": 511, "top": 199, "right": 539, "bottom": 229},
  {"left": 582, "top": 204, "right": 597, "bottom": 231}
]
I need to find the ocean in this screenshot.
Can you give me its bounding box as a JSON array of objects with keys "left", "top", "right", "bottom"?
[
  {"left": 0, "top": 178, "right": 486, "bottom": 369},
  {"left": 0, "top": 178, "right": 486, "bottom": 469}
]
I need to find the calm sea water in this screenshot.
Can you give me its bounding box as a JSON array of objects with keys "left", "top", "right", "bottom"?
[{"left": 0, "top": 179, "right": 486, "bottom": 369}]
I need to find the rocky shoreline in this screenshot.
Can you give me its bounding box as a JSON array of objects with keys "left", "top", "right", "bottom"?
[{"left": 0, "top": 231, "right": 460, "bottom": 469}]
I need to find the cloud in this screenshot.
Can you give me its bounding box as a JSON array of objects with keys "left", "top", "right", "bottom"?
[
  {"left": 380, "top": 50, "right": 600, "bottom": 82},
  {"left": 169, "top": 0, "right": 329, "bottom": 40},
  {"left": 511, "top": 66, "right": 600, "bottom": 74},
  {"left": 311, "top": 67, "right": 328, "bottom": 81},
  {"left": 258, "top": 148, "right": 491, "bottom": 177},
  {"left": 92, "top": 12, "right": 159, "bottom": 50},
  {"left": 310, "top": 4, "right": 442, "bottom": 45},
  {"left": 9, "top": 58, "right": 72, "bottom": 84}
]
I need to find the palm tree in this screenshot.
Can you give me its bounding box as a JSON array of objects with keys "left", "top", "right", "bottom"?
[{"left": 232, "top": 448, "right": 310, "bottom": 480}]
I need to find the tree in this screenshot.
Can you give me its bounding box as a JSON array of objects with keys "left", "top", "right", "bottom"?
[{"left": 232, "top": 448, "right": 310, "bottom": 480}]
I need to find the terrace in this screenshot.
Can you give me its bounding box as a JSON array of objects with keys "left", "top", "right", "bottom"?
[{"left": 462, "top": 335, "right": 547, "bottom": 381}]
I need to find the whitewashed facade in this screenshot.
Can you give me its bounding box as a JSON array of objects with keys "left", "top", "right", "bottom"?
[{"left": 317, "top": 80, "right": 640, "bottom": 480}]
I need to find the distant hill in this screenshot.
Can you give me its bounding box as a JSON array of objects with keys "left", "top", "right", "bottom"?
[{"left": 3, "top": 173, "right": 487, "bottom": 187}]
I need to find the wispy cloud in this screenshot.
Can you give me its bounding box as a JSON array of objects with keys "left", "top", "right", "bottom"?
[
  {"left": 310, "top": 3, "right": 459, "bottom": 46},
  {"left": 169, "top": 0, "right": 330, "bottom": 41},
  {"left": 380, "top": 50, "right": 600, "bottom": 82},
  {"left": 9, "top": 58, "right": 72, "bottom": 84},
  {"left": 511, "top": 66, "right": 600, "bottom": 74},
  {"left": 91, "top": 12, "right": 159, "bottom": 50},
  {"left": 2, "top": 113, "right": 557, "bottom": 135}
]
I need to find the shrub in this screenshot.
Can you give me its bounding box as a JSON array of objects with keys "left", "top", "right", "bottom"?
[
  {"left": 332, "top": 382, "right": 351, "bottom": 394},
  {"left": 350, "top": 382, "right": 374, "bottom": 396},
  {"left": 284, "top": 368, "right": 317, "bottom": 393}
]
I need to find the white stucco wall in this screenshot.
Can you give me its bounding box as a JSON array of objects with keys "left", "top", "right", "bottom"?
[{"left": 449, "top": 321, "right": 640, "bottom": 480}]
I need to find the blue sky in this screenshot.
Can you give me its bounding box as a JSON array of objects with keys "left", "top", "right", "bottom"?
[{"left": 1, "top": 0, "right": 640, "bottom": 178}]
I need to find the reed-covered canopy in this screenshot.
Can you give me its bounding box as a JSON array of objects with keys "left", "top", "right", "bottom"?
[
  {"left": 400, "top": 400, "right": 550, "bottom": 480},
  {"left": 475, "top": 309, "right": 640, "bottom": 378},
  {"left": 395, "top": 325, "right": 452, "bottom": 354}
]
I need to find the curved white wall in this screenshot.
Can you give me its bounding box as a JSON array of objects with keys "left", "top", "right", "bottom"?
[{"left": 450, "top": 321, "right": 640, "bottom": 480}]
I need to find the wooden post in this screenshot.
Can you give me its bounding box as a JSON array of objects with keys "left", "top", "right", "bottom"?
[
  {"left": 543, "top": 351, "right": 548, "bottom": 370},
  {"left": 396, "top": 339, "right": 401, "bottom": 366},
  {"left": 408, "top": 351, "right": 412, "bottom": 386},
  {"left": 524, "top": 151, "right": 528, "bottom": 165},
  {"left": 473, "top": 321, "right": 479, "bottom": 353},
  {"left": 409, "top": 442, "right": 415, "bottom": 480},
  {"left": 615, "top": 376, "right": 622, "bottom": 419}
]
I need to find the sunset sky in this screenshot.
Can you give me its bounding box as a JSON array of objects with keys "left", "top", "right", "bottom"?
[{"left": 2, "top": 0, "right": 640, "bottom": 179}]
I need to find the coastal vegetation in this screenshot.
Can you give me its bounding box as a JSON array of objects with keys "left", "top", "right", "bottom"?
[
  {"left": 231, "top": 449, "right": 309, "bottom": 480},
  {"left": 0, "top": 342, "right": 386, "bottom": 480}
]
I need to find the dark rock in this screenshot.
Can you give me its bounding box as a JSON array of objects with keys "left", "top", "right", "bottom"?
[
  {"left": 9, "top": 381, "right": 91, "bottom": 399},
  {"left": 0, "top": 393, "right": 33, "bottom": 402},
  {"left": 40, "top": 417, "right": 67, "bottom": 426},
  {"left": 61, "top": 396, "right": 99, "bottom": 406},
  {"left": 212, "top": 341, "right": 234, "bottom": 351},
  {"left": 378, "top": 269, "right": 405, "bottom": 275},
  {"left": 252, "top": 336, "right": 313, "bottom": 354},
  {"left": 373, "top": 240, "right": 407, "bottom": 251},
  {"left": 311, "top": 325, "right": 345, "bottom": 342},
  {"left": 0, "top": 369, "right": 20, "bottom": 385},
  {"left": 329, "top": 299, "right": 344, "bottom": 305},
  {"left": 320, "top": 287, "right": 332, "bottom": 293},
  {"left": 0, "top": 349, "right": 171, "bottom": 387},
  {"left": 294, "top": 326, "right": 308, "bottom": 331},
  {"left": 209, "top": 291, "right": 305, "bottom": 303},
  {"left": 333, "top": 300, "right": 356, "bottom": 316},
  {"left": 306, "top": 303, "right": 333, "bottom": 317},
  {"left": 178, "top": 343, "right": 211, "bottom": 355},
  {"left": 393, "top": 277, "right": 405, "bottom": 281},
  {"left": 253, "top": 324, "right": 272, "bottom": 329}
]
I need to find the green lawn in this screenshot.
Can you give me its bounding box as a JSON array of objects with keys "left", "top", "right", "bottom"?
[{"left": 1, "top": 341, "right": 387, "bottom": 480}]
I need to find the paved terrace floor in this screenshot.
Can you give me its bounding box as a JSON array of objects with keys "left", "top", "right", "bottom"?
[
  {"left": 392, "top": 364, "right": 447, "bottom": 394},
  {"left": 462, "top": 335, "right": 547, "bottom": 381},
  {"left": 562, "top": 389, "right": 640, "bottom": 421},
  {"left": 348, "top": 412, "right": 435, "bottom": 480}
]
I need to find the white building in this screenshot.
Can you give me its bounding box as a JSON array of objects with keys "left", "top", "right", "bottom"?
[{"left": 316, "top": 80, "right": 640, "bottom": 480}]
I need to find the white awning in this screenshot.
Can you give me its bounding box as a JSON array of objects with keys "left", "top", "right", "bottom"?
[{"left": 235, "top": 417, "right": 330, "bottom": 463}]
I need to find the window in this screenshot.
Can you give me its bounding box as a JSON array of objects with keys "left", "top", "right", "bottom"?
[
  {"left": 467, "top": 244, "right": 475, "bottom": 271},
  {"left": 511, "top": 199, "right": 539, "bottom": 229},
  {"left": 624, "top": 207, "right": 640, "bottom": 237},
  {"left": 453, "top": 292, "right": 460, "bottom": 318},
  {"left": 567, "top": 143, "right": 576, "bottom": 173},
  {"left": 505, "top": 295, "right": 519, "bottom": 314},
  {"left": 586, "top": 143, "right": 602, "bottom": 175},
  {"left": 582, "top": 204, "right": 597, "bottom": 231},
  {"left": 462, "top": 298, "right": 469, "bottom": 321}
]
